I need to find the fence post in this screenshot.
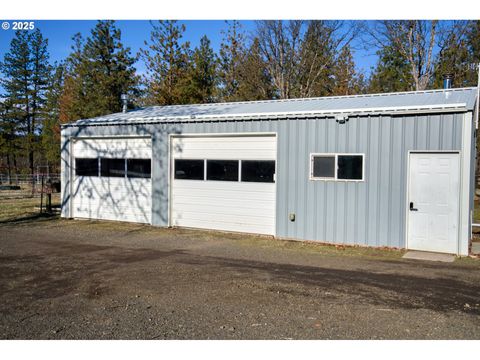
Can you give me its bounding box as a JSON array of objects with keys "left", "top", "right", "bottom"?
[
  {"left": 46, "top": 177, "right": 52, "bottom": 213},
  {"left": 39, "top": 175, "right": 44, "bottom": 214},
  {"left": 47, "top": 193, "right": 52, "bottom": 213}
]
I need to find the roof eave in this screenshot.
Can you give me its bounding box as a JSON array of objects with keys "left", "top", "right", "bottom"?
[{"left": 61, "top": 103, "right": 470, "bottom": 128}]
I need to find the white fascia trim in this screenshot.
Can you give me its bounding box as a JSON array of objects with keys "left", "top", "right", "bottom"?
[
  {"left": 183, "top": 103, "right": 469, "bottom": 119},
  {"left": 63, "top": 103, "right": 469, "bottom": 127}
]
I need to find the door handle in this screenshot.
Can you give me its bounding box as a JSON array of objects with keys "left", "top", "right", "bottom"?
[{"left": 410, "top": 202, "right": 418, "bottom": 211}]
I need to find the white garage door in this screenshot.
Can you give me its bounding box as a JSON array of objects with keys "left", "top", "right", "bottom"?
[
  {"left": 72, "top": 137, "right": 152, "bottom": 224},
  {"left": 170, "top": 135, "right": 277, "bottom": 235}
]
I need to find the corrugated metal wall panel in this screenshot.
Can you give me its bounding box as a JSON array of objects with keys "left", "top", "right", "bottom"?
[
  {"left": 61, "top": 112, "right": 468, "bottom": 249},
  {"left": 277, "top": 120, "right": 289, "bottom": 237},
  {"left": 390, "top": 119, "right": 403, "bottom": 247}
]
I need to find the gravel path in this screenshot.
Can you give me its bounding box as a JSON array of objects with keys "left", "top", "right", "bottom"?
[{"left": 1, "top": 218, "right": 480, "bottom": 339}]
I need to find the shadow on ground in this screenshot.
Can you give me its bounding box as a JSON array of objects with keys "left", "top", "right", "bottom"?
[
  {"left": 0, "top": 237, "right": 478, "bottom": 316},
  {"left": 0, "top": 213, "right": 58, "bottom": 225}
]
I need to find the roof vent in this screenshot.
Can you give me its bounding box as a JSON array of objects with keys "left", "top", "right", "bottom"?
[
  {"left": 121, "top": 94, "right": 129, "bottom": 113},
  {"left": 443, "top": 74, "right": 453, "bottom": 89}
]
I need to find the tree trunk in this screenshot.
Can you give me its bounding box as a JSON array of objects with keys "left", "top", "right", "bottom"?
[
  {"left": 6, "top": 153, "right": 12, "bottom": 184},
  {"left": 29, "top": 149, "right": 34, "bottom": 176},
  {"left": 13, "top": 153, "right": 18, "bottom": 175}
]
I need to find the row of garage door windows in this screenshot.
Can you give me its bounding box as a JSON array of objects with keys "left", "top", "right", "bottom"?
[
  {"left": 75, "top": 158, "right": 151, "bottom": 178},
  {"left": 174, "top": 159, "right": 275, "bottom": 183}
]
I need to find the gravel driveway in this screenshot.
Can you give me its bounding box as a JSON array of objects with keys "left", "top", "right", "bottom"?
[{"left": 1, "top": 218, "right": 480, "bottom": 339}]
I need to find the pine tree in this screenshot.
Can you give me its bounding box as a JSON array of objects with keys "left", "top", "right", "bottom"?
[
  {"left": 368, "top": 45, "right": 414, "bottom": 93},
  {"left": 332, "top": 45, "right": 364, "bottom": 96},
  {"left": 468, "top": 20, "right": 480, "bottom": 63},
  {"left": 297, "top": 20, "right": 337, "bottom": 97},
  {"left": 184, "top": 35, "right": 218, "bottom": 104},
  {"left": 41, "top": 63, "right": 65, "bottom": 171},
  {"left": 236, "top": 38, "right": 274, "bottom": 101},
  {"left": 1, "top": 31, "right": 31, "bottom": 176},
  {"left": 368, "top": 21, "right": 435, "bottom": 90},
  {"left": 218, "top": 20, "right": 246, "bottom": 101},
  {"left": 431, "top": 21, "right": 479, "bottom": 89},
  {"left": 58, "top": 33, "right": 85, "bottom": 122},
  {"left": 0, "top": 29, "right": 51, "bottom": 175},
  {"left": 0, "top": 98, "right": 20, "bottom": 180},
  {"left": 85, "top": 21, "right": 138, "bottom": 116},
  {"left": 59, "top": 21, "right": 138, "bottom": 121},
  {"left": 433, "top": 36, "right": 473, "bottom": 89},
  {"left": 140, "top": 20, "right": 191, "bottom": 105},
  {"left": 29, "top": 29, "right": 51, "bottom": 174},
  {"left": 464, "top": 20, "right": 480, "bottom": 86}
]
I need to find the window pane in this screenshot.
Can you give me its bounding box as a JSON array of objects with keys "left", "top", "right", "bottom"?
[
  {"left": 241, "top": 160, "right": 275, "bottom": 183},
  {"left": 312, "top": 156, "right": 335, "bottom": 178},
  {"left": 207, "top": 160, "right": 239, "bottom": 181},
  {"left": 127, "top": 159, "right": 151, "bottom": 178},
  {"left": 75, "top": 158, "right": 98, "bottom": 176},
  {"left": 101, "top": 158, "right": 125, "bottom": 177},
  {"left": 337, "top": 155, "right": 363, "bottom": 180},
  {"left": 174, "top": 159, "right": 204, "bottom": 180}
]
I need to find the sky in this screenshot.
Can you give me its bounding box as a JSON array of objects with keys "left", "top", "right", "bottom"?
[{"left": 0, "top": 20, "right": 379, "bottom": 80}]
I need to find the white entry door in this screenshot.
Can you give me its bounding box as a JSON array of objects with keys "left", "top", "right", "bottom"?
[{"left": 407, "top": 152, "right": 460, "bottom": 254}]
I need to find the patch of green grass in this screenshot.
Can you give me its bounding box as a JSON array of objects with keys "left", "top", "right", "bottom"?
[
  {"left": 453, "top": 255, "right": 480, "bottom": 266},
  {"left": 474, "top": 204, "right": 480, "bottom": 223},
  {"left": 0, "top": 194, "right": 60, "bottom": 222},
  {"left": 234, "top": 234, "right": 406, "bottom": 260},
  {"left": 149, "top": 226, "right": 406, "bottom": 260},
  {"left": 474, "top": 196, "right": 480, "bottom": 221}
]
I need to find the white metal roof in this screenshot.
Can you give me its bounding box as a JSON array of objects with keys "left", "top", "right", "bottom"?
[{"left": 65, "top": 87, "right": 478, "bottom": 127}]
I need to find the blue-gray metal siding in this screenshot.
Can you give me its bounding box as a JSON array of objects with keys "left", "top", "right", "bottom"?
[{"left": 61, "top": 112, "right": 467, "bottom": 249}]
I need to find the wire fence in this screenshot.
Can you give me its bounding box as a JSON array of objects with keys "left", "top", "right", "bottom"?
[{"left": 0, "top": 174, "right": 61, "bottom": 199}]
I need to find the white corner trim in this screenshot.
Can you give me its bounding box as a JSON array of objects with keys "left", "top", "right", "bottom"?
[{"left": 459, "top": 112, "right": 473, "bottom": 256}]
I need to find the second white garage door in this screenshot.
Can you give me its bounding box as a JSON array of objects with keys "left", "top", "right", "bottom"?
[
  {"left": 170, "top": 135, "right": 277, "bottom": 235},
  {"left": 72, "top": 137, "right": 152, "bottom": 224}
]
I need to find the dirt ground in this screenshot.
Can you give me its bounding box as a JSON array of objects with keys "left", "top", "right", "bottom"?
[{"left": 1, "top": 217, "right": 480, "bottom": 340}]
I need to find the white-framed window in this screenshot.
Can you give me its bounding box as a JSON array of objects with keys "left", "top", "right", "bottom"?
[{"left": 310, "top": 153, "right": 365, "bottom": 181}]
